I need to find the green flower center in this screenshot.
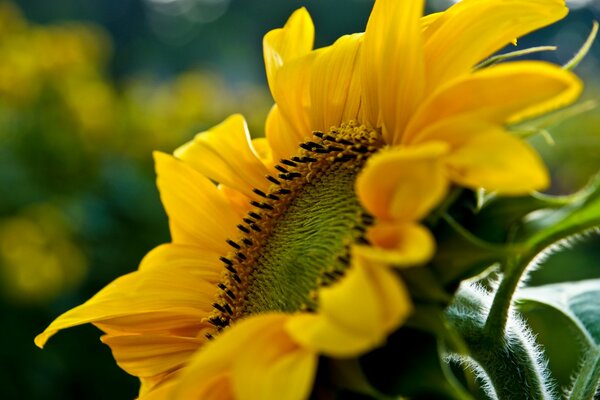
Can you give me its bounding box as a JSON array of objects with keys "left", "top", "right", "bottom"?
[{"left": 208, "top": 122, "right": 382, "bottom": 332}]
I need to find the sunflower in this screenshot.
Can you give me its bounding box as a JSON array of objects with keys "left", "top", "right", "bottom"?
[{"left": 36, "top": 0, "right": 581, "bottom": 398}]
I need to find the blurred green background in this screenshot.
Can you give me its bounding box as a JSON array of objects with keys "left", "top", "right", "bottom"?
[{"left": 0, "top": 0, "right": 598, "bottom": 398}]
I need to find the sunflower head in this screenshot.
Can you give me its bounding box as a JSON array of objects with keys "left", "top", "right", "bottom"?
[{"left": 34, "top": 0, "right": 591, "bottom": 399}]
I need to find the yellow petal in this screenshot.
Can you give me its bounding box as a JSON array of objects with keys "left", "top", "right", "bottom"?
[
  {"left": 355, "top": 222, "right": 435, "bottom": 267},
  {"left": 187, "top": 372, "right": 234, "bottom": 400},
  {"left": 265, "top": 104, "right": 305, "bottom": 161},
  {"left": 138, "top": 244, "right": 221, "bottom": 283},
  {"left": 35, "top": 260, "right": 216, "bottom": 348},
  {"left": 356, "top": 143, "right": 449, "bottom": 222},
  {"left": 233, "top": 319, "right": 317, "bottom": 400},
  {"left": 287, "top": 254, "right": 412, "bottom": 357},
  {"left": 408, "top": 116, "right": 491, "bottom": 150},
  {"left": 362, "top": 0, "right": 426, "bottom": 142},
  {"left": 445, "top": 128, "right": 549, "bottom": 194},
  {"left": 218, "top": 184, "right": 253, "bottom": 219},
  {"left": 101, "top": 334, "right": 205, "bottom": 379},
  {"left": 423, "top": 0, "right": 568, "bottom": 90},
  {"left": 138, "top": 377, "right": 180, "bottom": 400},
  {"left": 173, "top": 313, "right": 314, "bottom": 400},
  {"left": 264, "top": 9, "right": 316, "bottom": 142},
  {"left": 173, "top": 114, "right": 270, "bottom": 199},
  {"left": 421, "top": 12, "right": 443, "bottom": 31},
  {"left": 272, "top": 51, "right": 316, "bottom": 141},
  {"left": 406, "top": 61, "right": 582, "bottom": 144},
  {"left": 309, "top": 33, "right": 363, "bottom": 132},
  {"left": 251, "top": 137, "right": 274, "bottom": 168},
  {"left": 154, "top": 152, "right": 240, "bottom": 252},
  {"left": 263, "top": 8, "right": 314, "bottom": 97}
]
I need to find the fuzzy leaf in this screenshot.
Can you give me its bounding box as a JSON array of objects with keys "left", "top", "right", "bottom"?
[{"left": 517, "top": 279, "right": 600, "bottom": 400}]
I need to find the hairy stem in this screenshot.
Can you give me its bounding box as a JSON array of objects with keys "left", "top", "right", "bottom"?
[
  {"left": 483, "top": 255, "right": 527, "bottom": 338},
  {"left": 448, "top": 285, "right": 556, "bottom": 400}
]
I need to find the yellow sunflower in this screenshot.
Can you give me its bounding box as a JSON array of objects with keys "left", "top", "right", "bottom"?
[{"left": 36, "top": 0, "right": 582, "bottom": 398}]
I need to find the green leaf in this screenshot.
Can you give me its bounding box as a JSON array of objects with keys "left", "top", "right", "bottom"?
[
  {"left": 517, "top": 173, "right": 600, "bottom": 250},
  {"left": 517, "top": 279, "right": 600, "bottom": 400}
]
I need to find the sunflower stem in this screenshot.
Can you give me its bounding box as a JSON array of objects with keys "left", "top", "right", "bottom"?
[
  {"left": 483, "top": 255, "right": 524, "bottom": 338},
  {"left": 427, "top": 187, "right": 463, "bottom": 227},
  {"left": 441, "top": 213, "right": 518, "bottom": 253},
  {"left": 448, "top": 284, "right": 557, "bottom": 399}
]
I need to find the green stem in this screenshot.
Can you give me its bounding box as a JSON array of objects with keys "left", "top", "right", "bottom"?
[
  {"left": 485, "top": 192, "right": 600, "bottom": 338},
  {"left": 483, "top": 255, "right": 526, "bottom": 338},
  {"left": 427, "top": 187, "right": 464, "bottom": 227},
  {"left": 448, "top": 286, "right": 556, "bottom": 399},
  {"left": 568, "top": 349, "right": 600, "bottom": 400},
  {"left": 442, "top": 213, "right": 516, "bottom": 253}
]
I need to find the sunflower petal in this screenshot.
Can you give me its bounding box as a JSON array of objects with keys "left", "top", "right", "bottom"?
[
  {"left": 406, "top": 61, "right": 582, "bottom": 143},
  {"left": 218, "top": 184, "right": 253, "bottom": 219},
  {"left": 286, "top": 255, "right": 411, "bottom": 357},
  {"left": 265, "top": 104, "right": 305, "bottom": 161},
  {"left": 355, "top": 222, "right": 435, "bottom": 267},
  {"left": 173, "top": 314, "right": 314, "bottom": 400},
  {"left": 421, "top": 12, "right": 443, "bottom": 31},
  {"left": 263, "top": 8, "right": 314, "bottom": 97},
  {"left": 356, "top": 142, "right": 449, "bottom": 222},
  {"left": 264, "top": 9, "right": 316, "bottom": 141},
  {"left": 101, "top": 334, "right": 205, "bottom": 379},
  {"left": 138, "top": 243, "right": 221, "bottom": 284},
  {"left": 174, "top": 114, "right": 270, "bottom": 198},
  {"left": 445, "top": 128, "right": 549, "bottom": 194},
  {"left": 34, "top": 262, "right": 215, "bottom": 348},
  {"left": 138, "top": 377, "right": 179, "bottom": 400},
  {"left": 233, "top": 320, "right": 316, "bottom": 400},
  {"left": 272, "top": 51, "right": 316, "bottom": 141},
  {"left": 154, "top": 152, "right": 240, "bottom": 252},
  {"left": 309, "top": 33, "right": 363, "bottom": 132},
  {"left": 423, "top": 0, "right": 568, "bottom": 90},
  {"left": 362, "top": 0, "right": 426, "bottom": 143}
]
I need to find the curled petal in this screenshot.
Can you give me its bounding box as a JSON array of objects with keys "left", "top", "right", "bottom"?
[
  {"left": 174, "top": 114, "right": 270, "bottom": 199},
  {"left": 286, "top": 254, "right": 412, "bottom": 357},
  {"left": 355, "top": 222, "right": 435, "bottom": 267},
  {"left": 423, "top": 0, "right": 568, "bottom": 90},
  {"left": 445, "top": 128, "right": 549, "bottom": 194},
  {"left": 406, "top": 61, "right": 582, "bottom": 144},
  {"left": 356, "top": 143, "right": 449, "bottom": 222},
  {"left": 263, "top": 8, "right": 314, "bottom": 97},
  {"left": 174, "top": 314, "right": 316, "bottom": 400}
]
